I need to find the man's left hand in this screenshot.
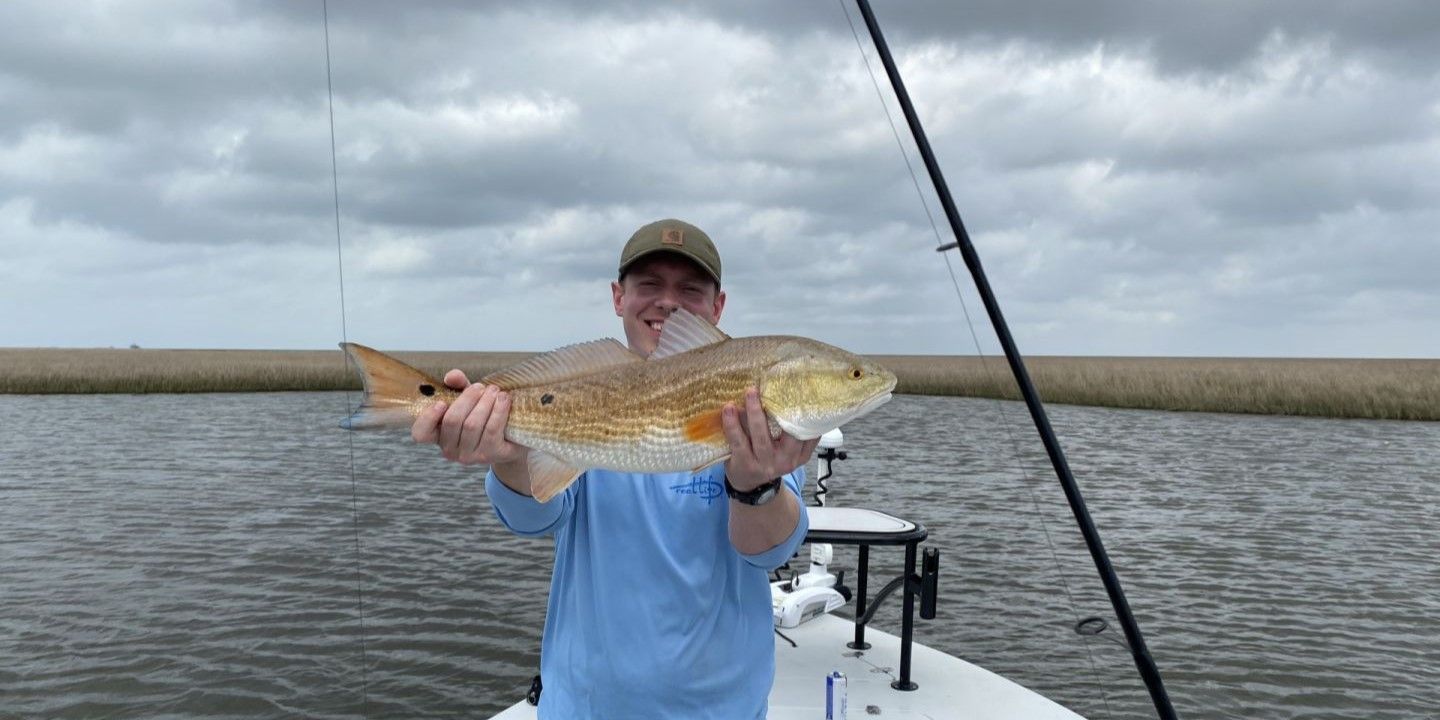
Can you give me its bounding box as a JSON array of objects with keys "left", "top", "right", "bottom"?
[{"left": 722, "top": 388, "right": 820, "bottom": 491}]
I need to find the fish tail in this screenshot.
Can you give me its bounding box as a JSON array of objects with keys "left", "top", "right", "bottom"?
[{"left": 339, "top": 342, "right": 449, "bottom": 430}]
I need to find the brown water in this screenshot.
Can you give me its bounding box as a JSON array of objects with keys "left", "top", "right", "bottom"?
[{"left": 1, "top": 393, "right": 1436, "bottom": 719}]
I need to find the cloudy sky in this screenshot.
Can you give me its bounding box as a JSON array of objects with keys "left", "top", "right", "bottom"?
[{"left": 2, "top": 1, "right": 1436, "bottom": 357}]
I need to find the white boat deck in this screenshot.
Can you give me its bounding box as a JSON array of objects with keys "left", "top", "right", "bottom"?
[
  {"left": 770, "top": 614, "right": 1085, "bottom": 719},
  {"left": 490, "top": 614, "right": 1084, "bottom": 719}
]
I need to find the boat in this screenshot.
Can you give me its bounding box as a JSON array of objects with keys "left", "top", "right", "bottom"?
[{"left": 487, "top": 430, "right": 1086, "bottom": 719}]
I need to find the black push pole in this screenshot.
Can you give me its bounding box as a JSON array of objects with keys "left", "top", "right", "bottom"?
[{"left": 852, "top": 2, "right": 1178, "bottom": 717}]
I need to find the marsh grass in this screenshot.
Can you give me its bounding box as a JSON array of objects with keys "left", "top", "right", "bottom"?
[
  {"left": 0, "top": 348, "right": 529, "bottom": 395},
  {"left": 877, "top": 355, "right": 1440, "bottom": 421},
  {"left": 2, "top": 348, "right": 1436, "bottom": 420}
]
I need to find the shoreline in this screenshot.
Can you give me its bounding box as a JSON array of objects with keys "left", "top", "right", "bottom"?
[{"left": 2, "top": 348, "right": 1436, "bottom": 421}]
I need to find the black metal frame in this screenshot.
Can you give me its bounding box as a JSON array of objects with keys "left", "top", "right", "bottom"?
[{"left": 806, "top": 522, "right": 928, "bottom": 690}]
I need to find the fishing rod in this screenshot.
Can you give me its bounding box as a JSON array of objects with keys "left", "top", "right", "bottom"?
[
  {"left": 322, "top": 0, "right": 371, "bottom": 710},
  {"left": 851, "top": 2, "right": 1178, "bottom": 718}
]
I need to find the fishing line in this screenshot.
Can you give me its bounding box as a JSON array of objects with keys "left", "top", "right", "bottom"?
[
  {"left": 835, "top": 1, "right": 1116, "bottom": 714},
  {"left": 323, "top": 0, "right": 370, "bottom": 709}
]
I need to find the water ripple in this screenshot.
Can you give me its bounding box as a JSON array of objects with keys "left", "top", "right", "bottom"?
[{"left": 1, "top": 393, "right": 1436, "bottom": 718}]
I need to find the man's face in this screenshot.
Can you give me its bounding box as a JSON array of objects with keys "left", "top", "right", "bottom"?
[{"left": 612, "top": 254, "right": 726, "bottom": 356}]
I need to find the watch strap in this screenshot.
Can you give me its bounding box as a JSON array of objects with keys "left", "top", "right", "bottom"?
[{"left": 724, "top": 475, "right": 783, "bottom": 505}]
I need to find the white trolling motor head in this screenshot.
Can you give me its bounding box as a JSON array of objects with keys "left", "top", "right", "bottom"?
[{"left": 772, "top": 584, "right": 847, "bottom": 628}]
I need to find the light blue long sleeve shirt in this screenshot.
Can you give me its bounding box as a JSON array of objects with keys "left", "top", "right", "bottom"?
[{"left": 485, "top": 464, "right": 809, "bottom": 720}]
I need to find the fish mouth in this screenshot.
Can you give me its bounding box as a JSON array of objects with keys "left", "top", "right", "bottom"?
[
  {"left": 784, "top": 390, "right": 894, "bottom": 440},
  {"left": 853, "top": 390, "right": 893, "bottom": 419}
]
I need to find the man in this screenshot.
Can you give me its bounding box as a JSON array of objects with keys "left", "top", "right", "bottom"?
[{"left": 411, "top": 219, "right": 816, "bottom": 719}]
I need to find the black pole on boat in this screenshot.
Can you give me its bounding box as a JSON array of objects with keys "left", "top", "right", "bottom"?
[{"left": 851, "top": 2, "right": 1178, "bottom": 717}]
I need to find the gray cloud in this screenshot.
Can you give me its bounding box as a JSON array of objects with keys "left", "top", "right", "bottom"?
[
  {"left": 0, "top": 0, "right": 1435, "bottom": 356},
  {"left": 663, "top": 0, "right": 1440, "bottom": 76}
]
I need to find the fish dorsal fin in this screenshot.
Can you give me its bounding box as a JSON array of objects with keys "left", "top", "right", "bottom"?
[
  {"left": 650, "top": 307, "right": 729, "bottom": 360},
  {"left": 527, "top": 450, "right": 584, "bottom": 503},
  {"left": 481, "top": 338, "right": 641, "bottom": 390}
]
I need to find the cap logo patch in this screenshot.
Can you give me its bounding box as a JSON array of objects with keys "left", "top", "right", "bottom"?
[{"left": 661, "top": 228, "right": 684, "bottom": 246}]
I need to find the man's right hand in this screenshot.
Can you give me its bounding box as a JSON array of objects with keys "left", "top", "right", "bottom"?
[{"left": 411, "top": 369, "right": 528, "bottom": 467}]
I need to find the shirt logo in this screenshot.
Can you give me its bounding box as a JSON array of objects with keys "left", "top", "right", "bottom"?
[{"left": 670, "top": 475, "right": 723, "bottom": 505}]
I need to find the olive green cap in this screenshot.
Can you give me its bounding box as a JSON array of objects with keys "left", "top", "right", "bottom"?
[{"left": 618, "top": 219, "right": 722, "bottom": 285}]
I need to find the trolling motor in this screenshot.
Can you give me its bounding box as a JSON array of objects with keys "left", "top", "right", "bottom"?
[
  {"left": 796, "top": 429, "right": 850, "bottom": 592},
  {"left": 774, "top": 430, "right": 853, "bottom": 628},
  {"left": 812, "top": 429, "right": 848, "bottom": 507}
]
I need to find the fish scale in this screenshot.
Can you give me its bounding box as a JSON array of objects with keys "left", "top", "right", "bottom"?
[{"left": 504, "top": 339, "right": 776, "bottom": 472}]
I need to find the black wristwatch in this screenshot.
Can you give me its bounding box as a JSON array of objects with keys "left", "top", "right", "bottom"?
[{"left": 725, "top": 475, "right": 784, "bottom": 506}]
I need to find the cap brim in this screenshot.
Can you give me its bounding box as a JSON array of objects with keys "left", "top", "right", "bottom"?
[{"left": 619, "top": 247, "right": 721, "bottom": 284}]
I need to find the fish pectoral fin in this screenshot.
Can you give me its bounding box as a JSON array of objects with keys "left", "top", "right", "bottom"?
[
  {"left": 682, "top": 408, "right": 732, "bottom": 472},
  {"left": 682, "top": 408, "right": 730, "bottom": 446},
  {"left": 526, "top": 451, "right": 584, "bottom": 503},
  {"left": 649, "top": 307, "right": 730, "bottom": 360}
]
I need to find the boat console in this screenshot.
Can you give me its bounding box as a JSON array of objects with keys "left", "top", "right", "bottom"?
[{"left": 777, "top": 506, "right": 939, "bottom": 691}]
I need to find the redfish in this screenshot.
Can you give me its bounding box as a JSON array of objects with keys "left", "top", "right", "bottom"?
[{"left": 341, "top": 308, "right": 895, "bottom": 501}]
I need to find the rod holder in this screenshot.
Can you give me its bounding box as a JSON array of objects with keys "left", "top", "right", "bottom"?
[{"left": 919, "top": 548, "right": 939, "bottom": 620}]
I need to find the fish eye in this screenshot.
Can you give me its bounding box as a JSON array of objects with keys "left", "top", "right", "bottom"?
[{"left": 850, "top": 368, "right": 863, "bottom": 379}]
